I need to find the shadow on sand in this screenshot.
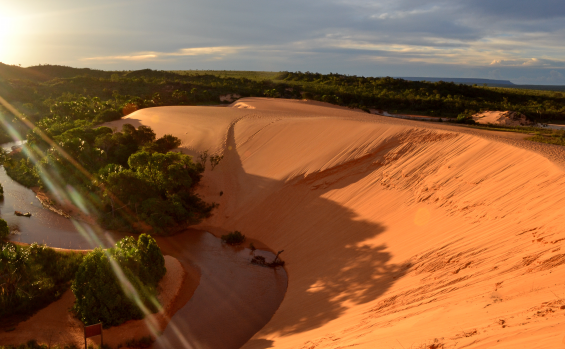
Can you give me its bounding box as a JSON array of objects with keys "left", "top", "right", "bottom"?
[{"left": 202, "top": 118, "right": 407, "bottom": 348}]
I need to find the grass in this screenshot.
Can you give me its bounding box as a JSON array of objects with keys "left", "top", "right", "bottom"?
[{"left": 526, "top": 134, "right": 565, "bottom": 146}]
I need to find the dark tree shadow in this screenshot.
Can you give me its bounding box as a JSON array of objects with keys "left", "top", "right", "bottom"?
[
  {"left": 214, "top": 119, "right": 408, "bottom": 346},
  {"left": 244, "top": 339, "right": 274, "bottom": 349}
]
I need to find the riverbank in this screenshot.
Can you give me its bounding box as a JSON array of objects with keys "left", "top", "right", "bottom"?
[
  {"left": 0, "top": 255, "right": 197, "bottom": 348},
  {"left": 31, "top": 187, "right": 72, "bottom": 219}
]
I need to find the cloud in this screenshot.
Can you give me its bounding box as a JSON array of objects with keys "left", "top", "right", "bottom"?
[
  {"left": 82, "top": 46, "right": 244, "bottom": 62},
  {"left": 490, "top": 58, "right": 565, "bottom": 68},
  {"left": 5, "top": 0, "right": 565, "bottom": 83},
  {"left": 83, "top": 54, "right": 158, "bottom": 61},
  {"left": 169, "top": 47, "right": 242, "bottom": 57}
]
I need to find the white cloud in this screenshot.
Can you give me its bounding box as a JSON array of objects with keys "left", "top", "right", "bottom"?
[
  {"left": 81, "top": 46, "right": 244, "bottom": 62},
  {"left": 490, "top": 57, "right": 565, "bottom": 67},
  {"left": 83, "top": 54, "right": 158, "bottom": 61}
]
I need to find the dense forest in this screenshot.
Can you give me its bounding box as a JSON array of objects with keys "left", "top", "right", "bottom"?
[
  {"left": 276, "top": 71, "right": 565, "bottom": 121},
  {"left": 1, "top": 64, "right": 564, "bottom": 131}
]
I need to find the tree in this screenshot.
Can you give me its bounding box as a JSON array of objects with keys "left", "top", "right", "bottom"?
[
  {"left": 71, "top": 234, "right": 166, "bottom": 327},
  {"left": 155, "top": 134, "right": 182, "bottom": 152},
  {"left": 0, "top": 219, "right": 8, "bottom": 240}
]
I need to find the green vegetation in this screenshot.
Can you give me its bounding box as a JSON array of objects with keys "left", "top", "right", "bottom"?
[
  {"left": 3, "top": 122, "right": 215, "bottom": 233},
  {"left": 172, "top": 70, "right": 280, "bottom": 81},
  {"left": 275, "top": 72, "right": 565, "bottom": 121},
  {"left": 221, "top": 230, "right": 246, "bottom": 245},
  {"left": 0, "top": 218, "right": 8, "bottom": 240},
  {"left": 0, "top": 242, "right": 83, "bottom": 319},
  {"left": 72, "top": 234, "right": 166, "bottom": 327},
  {"left": 526, "top": 132, "right": 565, "bottom": 146}
]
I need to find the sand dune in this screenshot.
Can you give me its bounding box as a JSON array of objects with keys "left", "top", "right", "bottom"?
[{"left": 111, "top": 98, "right": 565, "bottom": 348}]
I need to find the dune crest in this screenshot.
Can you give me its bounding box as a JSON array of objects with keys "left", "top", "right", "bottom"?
[{"left": 108, "top": 98, "right": 565, "bottom": 348}]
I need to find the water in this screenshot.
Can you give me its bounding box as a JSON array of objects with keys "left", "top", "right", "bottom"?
[
  {"left": 154, "top": 231, "right": 287, "bottom": 349},
  {"left": 1, "top": 142, "right": 104, "bottom": 249},
  {"left": 0, "top": 142, "right": 287, "bottom": 348}
]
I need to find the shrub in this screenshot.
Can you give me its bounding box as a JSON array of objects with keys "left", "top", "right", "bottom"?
[
  {"left": 221, "top": 231, "right": 246, "bottom": 245},
  {"left": 0, "top": 243, "right": 83, "bottom": 318},
  {"left": 94, "top": 109, "right": 121, "bottom": 123},
  {"left": 209, "top": 154, "right": 224, "bottom": 170},
  {"left": 0, "top": 218, "right": 8, "bottom": 240},
  {"left": 71, "top": 234, "right": 166, "bottom": 327},
  {"left": 154, "top": 134, "right": 182, "bottom": 152}
]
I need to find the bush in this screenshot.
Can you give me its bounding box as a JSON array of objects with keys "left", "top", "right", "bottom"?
[
  {"left": 455, "top": 109, "right": 476, "bottom": 124},
  {"left": 0, "top": 243, "right": 83, "bottom": 318},
  {"left": 94, "top": 109, "right": 121, "bottom": 123},
  {"left": 0, "top": 218, "right": 8, "bottom": 240},
  {"left": 4, "top": 155, "right": 41, "bottom": 188},
  {"left": 154, "top": 134, "right": 182, "bottom": 152},
  {"left": 221, "top": 230, "right": 246, "bottom": 245},
  {"left": 71, "top": 234, "right": 166, "bottom": 327}
]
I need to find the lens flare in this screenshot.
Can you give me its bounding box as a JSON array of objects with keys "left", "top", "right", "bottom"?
[{"left": 0, "top": 94, "right": 180, "bottom": 344}]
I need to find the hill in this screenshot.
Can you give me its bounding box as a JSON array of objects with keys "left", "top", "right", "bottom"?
[{"left": 0, "top": 62, "right": 111, "bottom": 81}]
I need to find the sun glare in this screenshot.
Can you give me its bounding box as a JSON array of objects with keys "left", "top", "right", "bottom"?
[{"left": 0, "top": 15, "right": 15, "bottom": 61}]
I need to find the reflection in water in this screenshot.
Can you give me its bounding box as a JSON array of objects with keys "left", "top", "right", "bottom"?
[{"left": 0, "top": 142, "right": 287, "bottom": 349}]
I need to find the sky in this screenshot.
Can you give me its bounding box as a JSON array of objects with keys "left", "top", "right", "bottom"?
[{"left": 1, "top": 0, "right": 565, "bottom": 84}]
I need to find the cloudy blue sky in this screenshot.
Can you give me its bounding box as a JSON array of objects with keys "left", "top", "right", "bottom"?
[{"left": 1, "top": 0, "right": 565, "bottom": 84}]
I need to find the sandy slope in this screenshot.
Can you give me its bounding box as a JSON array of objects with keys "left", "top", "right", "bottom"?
[{"left": 111, "top": 98, "right": 565, "bottom": 348}]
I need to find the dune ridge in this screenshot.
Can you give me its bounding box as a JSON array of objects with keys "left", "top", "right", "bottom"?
[{"left": 114, "top": 98, "right": 565, "bottom": 348}]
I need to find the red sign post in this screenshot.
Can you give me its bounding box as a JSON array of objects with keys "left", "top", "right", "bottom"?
[{"left": 84, "top": 323, "right": 103, "bottom": 349}]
